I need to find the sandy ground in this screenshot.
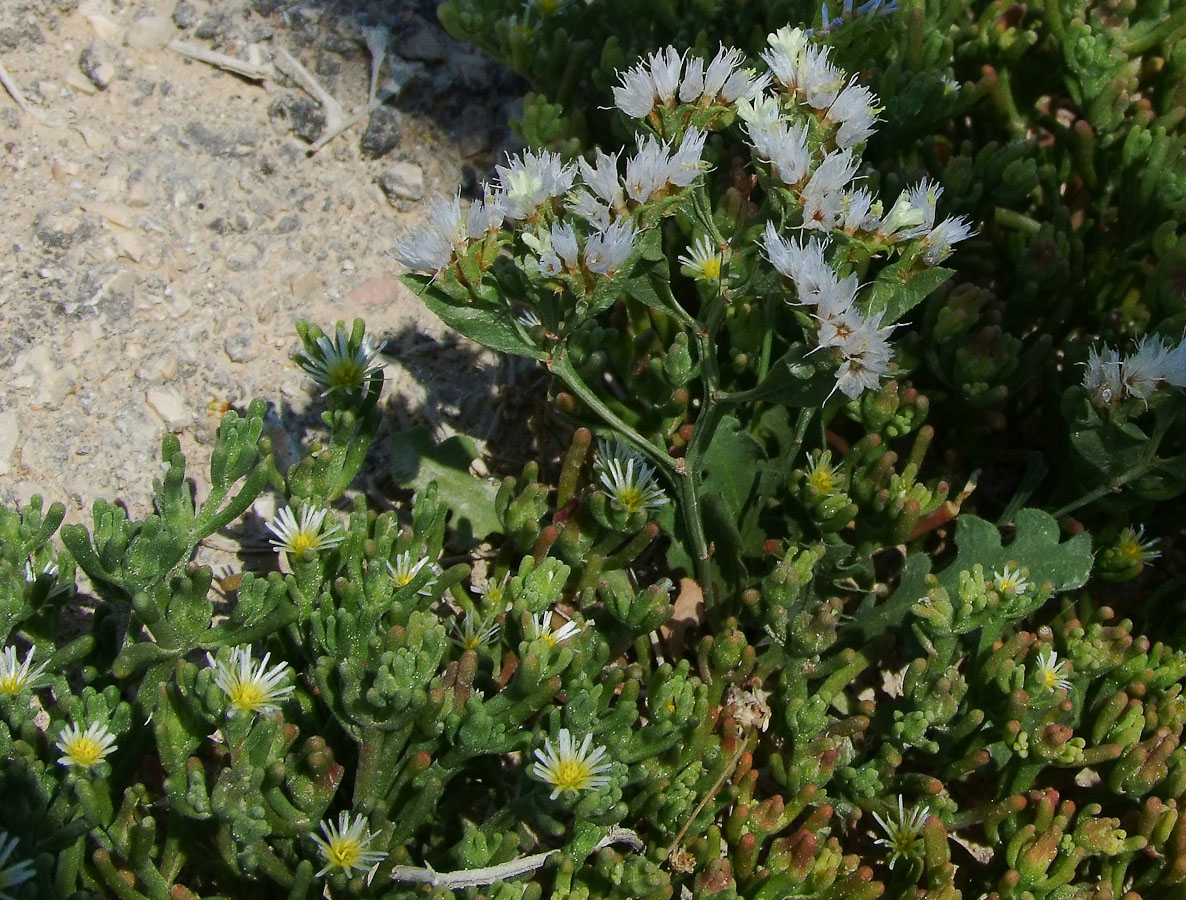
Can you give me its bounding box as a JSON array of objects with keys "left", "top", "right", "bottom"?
[{"left": 0, "top": 0, "right": 525, "bottom": 531}]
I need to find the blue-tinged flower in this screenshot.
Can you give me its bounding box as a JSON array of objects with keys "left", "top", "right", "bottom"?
[
  {"left": 298, "top": 325, "right": 385, "bottom": 397},
  {"left": 0, "top": 832, "right": 36, "bottom": 900}
]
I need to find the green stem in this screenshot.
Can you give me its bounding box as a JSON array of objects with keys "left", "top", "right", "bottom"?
[{"left": 1052, "top": 407, "right": 1181, "bottom": 518}]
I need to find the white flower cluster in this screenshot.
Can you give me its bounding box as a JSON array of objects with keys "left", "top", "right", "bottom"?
[
  {"left": 876, "top": 179, "right": 974, "bottom": 265},
  {"left": 393, "top": 191, "right": 506, "bottom": 275},
  {"left": 1083, "top": 335, "right": 1186, "bottom": 409},
  {"left": 612, "top": 46, "right": 770, "bottom": 120},
  {"left": 764, "top": 222, "right": 895, "bottom": 399}
]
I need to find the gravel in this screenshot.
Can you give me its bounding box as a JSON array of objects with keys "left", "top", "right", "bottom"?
[{"left": 0, "top": 0, "right": 525, "bottom": 528}]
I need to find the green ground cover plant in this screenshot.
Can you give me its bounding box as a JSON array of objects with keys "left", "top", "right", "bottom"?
[{"left": 3, "top": 3, "right": 1186, "bottom": 899}]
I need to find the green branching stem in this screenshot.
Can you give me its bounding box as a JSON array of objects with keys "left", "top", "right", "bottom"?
[{"left": 1052, "top": 406, "right": 1182, "bottom": 518}]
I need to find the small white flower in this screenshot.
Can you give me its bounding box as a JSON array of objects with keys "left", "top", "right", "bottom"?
[
  {"left": 761, "top": 26, "right": 811, "bottom": 89},
  {"left": 798, "top": 45, "right": 846, "bottom": 108},
  {"left": 703, "top": 47, "right": 746, "bottom": 100},
  {"left": 871, "top": 796, "right": 930, "bottom": 870},
  {"left": 667, "top": 128, "right": 708, "bottom": 187},
  {"left": 678, "top": 55, "right": 705, "bottom": 103},
  {"left": 828, "top": 81, "right": 880, "bottom": 148},
  {"left": 528, "top": 612, "right": 583, "bottom": 648},
  {"left": 494, "top": 150, "right": 577, "bottom": 221},
  {"left": 387, "top": 551, "right": 434, "bottom": 592},
  {"left": 0, "top": 646, "right": 48, "bottom": 695},
  {"left": 1084, "top": 344, "right": 1125, "bottom": 408},
  {"left": 1033, "top": 648, "right": 1072, "bottom": 693},
  {"left": 839, "top": 187, "right": 878, "bottom": 233},
  {"left": 595, "top": 438, "right": 668, "bottom": 511},
  {"left": 735, "top": 92, "right": 783, "bottom": 135},
  {"left": 452, "top": 612, "right": 501, "bottom": 652},
  {"left": 993, "top": 564, "right": 1029, "bottom": 596},
  {"left": 393, "top": 194, "right": 467, "bottom": 274},
  {"left": 549, "top": 221, "right": 581, "bottom": 270},
  {"left": 1121, "top": 335, "right": 1173, "bottom": 402},
  {"left": 625, "top": 135, "right": 674, "bottom": 203},
  {"left": 532, "top": 728, "right": 612, "bottom": 799},
  {"left": 464, "top": 193, "right": 506, "bottom": 239},
  {"left": 311, "top": 811, "right": 386, "bottom": 878},
  {"left": 801, "top": 149, "right": 859, "bottom": 230},
  {"left": 566, "top": 189, "right": 614, "bottom": 231},
  {"left": 878, "top": 179, "right": 941, "bottom": 242},
  {"left": 207, "top": 645, "right": 294, "bottom": 717},
  {"left": 647, "top": 46, "right": 684, "bottom": 104},
  {"left": 583, "top": 218, "right": 637, "bottom": 276},
  {"left": 762, "top": 222, "right": 835, "bottom": 301},
  {"left": 579, "top": 149, "right": 625, "bottom": 208},
  {"left": 612, "top": 62, "right": 656, "bottom": 118},
  {"left": 1114, "top": 524, "right": 1162, "bottom": 566},
  {"left": 266, "top": 506, "right": 345, "bottom": 556},
  {"left": 813, "top": 273, "right": 861, "bottom": 323},
  {"left": 298, "top": 325, "right": 385, "bottom": 397},
  {"left": 678, "top": 235, "right": 725, "bottom": 281},
  {"left": 56, "top": 721, "right": 117, "bottom": 769},
  {"left": 815, "top": 309, "right": 896, "bottom": 399},
  {"left": 921, "top": 215, "right": 975, "bottom": 266},
  {"left": 720, "top": 66, "right": 772, "bottom": 104},
  {"left": 23, "top": 559, "right": 58, "bottom": 583},
  {"left": 748, "top": 119, "right": 812, "bottom": 186},
  {"left": 0, "top": 831, "right": 36, "bottom": 898}
]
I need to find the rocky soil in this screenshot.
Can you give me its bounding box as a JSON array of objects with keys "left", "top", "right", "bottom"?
[{"left": 0, "top": 0, "right": 526, "bottom": 532}]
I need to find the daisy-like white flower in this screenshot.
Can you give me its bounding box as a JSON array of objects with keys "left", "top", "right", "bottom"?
[
  {"left": 594, "top": 439, "right": 668, "bottom": 512},
  {"left": 452, "top": 612, "right": 501, "bottom": 652},
  {"left": 528, "top": 612, "right": 582, "bottom": 649},
  {"left": 1113, "top": 525, "right": 1162, "bottom": 567},
  {"left": 532, "top": 728, "right": 612, "bottom": 799},
  {"left": 1032, "top": 648, "right": 1072, "bottom": 693},
  {"left": 387, "top": 551, "right": 434, "bottom": 592},
  {"left": 56, "top": 722, "right": 117, "bottom": 770},
  {"left": 298, "top": 325, "right": 385, "bottom": 397},
  {"left": 311, "top": 811, "right": 387, "bottom": 878},
  {"left": 0, "top": 831, "right": 36, "bottom": 899},
  {"left": 871, "top": 796, "right": 930, "bottom": 870},
  {"left": 677, "top": 235, "right": 725, "bottom": 281},
  {"left": 0, "top": 646, "right": 48, "bottom": 695},
  {"left": 23, "top": 559, "right": 58, "bottom": 583},
  {"left": 266, "top": 505, "right": 345, "bottom": 556},
  {"left": 207, "top": 645, "right": 294, "bottom": 717},
  {"left": 993, "top": 564, "right": 1029, "bottom": 596},
  {"left": 804, "top": 451, "right": 842, "bottom": 496}
]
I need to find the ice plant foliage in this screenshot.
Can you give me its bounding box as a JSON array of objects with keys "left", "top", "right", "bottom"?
[
  {"left": 532, "top": 728, "right": 612, "bottom": 798},
  {"left": 207, "top": 645, "right": 294, "bottom": 717},
  {"left": 0, "top": 832, "right": 35, "bottom": 900}
]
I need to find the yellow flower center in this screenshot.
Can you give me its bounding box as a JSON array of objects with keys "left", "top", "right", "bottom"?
[
  {"left": 538, "top": 0, "right": 560, "bottom": 13},
  {"left": 807, "top": 465, "right": 835, "bottom": 494},
  {"left": 1043, "top": 669, "right": 1059, "bottom": 690},
  {"left": 326, "top": 838, "right": 363, "bottom": 870},
  {"left": 697, "top": 257, "right": 722, "bottom": 280},
  {"left": 615, "top": 486, "right": 646, "bottom": 513},
  {"left": 540, "top": 633, "right": 557, "bottom": 649},
  {"left": 229, "top": 682, "right": 269, "bottom": 713},
  {"left": 327, "top": 361, "right": 364, "bottom": 391},
  {"left": 64, "top": 736, "right": 105, "bottom": 768},
  {"left": 551, "top": 760, "right": 593, "bottom": 792},
  {"left": 0, "top": 675, "right": 24, "bottom": 694},
  {"left": 289, "top": 532, "right": 318, "bottom": 554},
  {"left": 463, "top": 636, "right": 481, "bottom": 651}
]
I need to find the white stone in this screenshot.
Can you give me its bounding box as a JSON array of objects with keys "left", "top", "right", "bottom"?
[
  {"left": 0, "top": 412, "right": 18, "bottom": 476},
  {"left": 146, "top": 386, "right": 192, "bottom": 431}
]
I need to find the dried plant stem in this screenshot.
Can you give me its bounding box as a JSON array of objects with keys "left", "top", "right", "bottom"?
[
  {"left": 167, "top": 41, "right": 274, "bottom": 82},
  {"left": 0, "top": 57, "right": 53, "bottom": 124},
  {"left": 389, "top": 827, "right": 643, "bottom": 887},
  {"left": 663, "top": 736, "right": 749, "bottom": 863}
]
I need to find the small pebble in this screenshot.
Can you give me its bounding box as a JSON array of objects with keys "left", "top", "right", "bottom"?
[
  {"left": 172, "top": 1, "right": 196, "bottom": 29},
  {"left": 378, "top": 162, "right": 425, "bottom": 203},
  {"left": 79, "top": 45, "right": 115, "bottom": 90}
]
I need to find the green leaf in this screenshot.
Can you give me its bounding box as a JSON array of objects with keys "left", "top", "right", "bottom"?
[
  {"left": 699, "top": 415, "right": 766, "bottom": 578},
  {"left": 865, "top": 261, "right": 954, "bottom": 325},
  {"left": 390, "top": 427, "right": 502, "bottom": 546},
  {"left": 937, "top": 508, "right": 1093, "bottom": 595},
  {"left": 402, "top": 274, "right": 545, "bottom": 360}
]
